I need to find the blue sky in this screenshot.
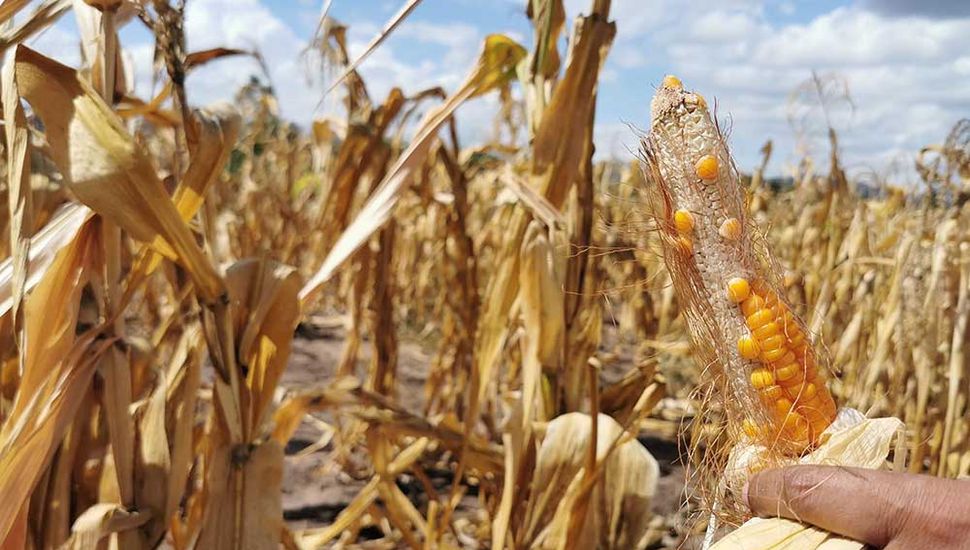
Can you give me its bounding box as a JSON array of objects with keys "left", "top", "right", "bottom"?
[{"left": 31, "top": 0, "right": 970, "bottom": 181}]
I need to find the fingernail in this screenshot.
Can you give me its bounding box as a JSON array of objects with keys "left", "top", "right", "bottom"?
[{"left": 741, "top": 480, "right": 750, "bottom": 510}]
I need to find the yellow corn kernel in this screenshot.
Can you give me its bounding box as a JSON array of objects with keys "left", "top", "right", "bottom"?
[
  {"left": 719, "top": 217, "right": 742, "bottom": 241},
  {"left": 741, "top": 295, "right": 765, "bottom": 317},
  {"left": 662, "top": 74, "right": 683, "bottom": 89},
  {"left": 760, "top": 385, "right": 783, "bottom": 402},
  {"left": 750, "top": 368, "right": 774, "bottom": 388},
  {"left": 769, "top": 351, "right": 796, "bottom": 368},
  {"left": 695, "top": 93, "right": 707, "bottom": 109},
  {"left": 774, "top": 397, "right": 794, "bottom": 417},
  {"left": 727, "top": 277, "right": 750, "bottom": 303},
  {"left": 674, "top": 209, "right": 694, "bottom": 233},
  {"left": 742, "top": 418, "right": 759, "bottom": 438},
  {"left": 783, "top": 413, "right": 810, "bottom": 440},
  {"left": 759, "top": 334, "right": 786, "bottom": 352},
  {"left": 762, "top": 346, "right": 788, "bottom": 362},
  {"left": 774, "top": 363, "right": 802, "bottom": 383},
  {"left": 792, "top": 382, "right": 817, "bottom": 401},
  {"left": 746, "top": 309, "right": 774, "bottom": 330},
  {"left": 752, "top": 321, "right": 779, "bottom": 340},
  {"left": 695, "top": 154, "right": 719, "bottom": 181},
  {"left": 738, "top": 335, "right": 760, "bottom": 360}
]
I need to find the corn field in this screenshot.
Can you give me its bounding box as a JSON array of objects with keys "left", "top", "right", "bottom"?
[{"left": 0, "top": 0, "right": 968, "bottom": 549}]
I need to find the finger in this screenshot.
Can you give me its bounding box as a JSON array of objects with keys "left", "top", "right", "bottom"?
[{"left": 745, "top": 465, "right": 912, "bottom": 547}]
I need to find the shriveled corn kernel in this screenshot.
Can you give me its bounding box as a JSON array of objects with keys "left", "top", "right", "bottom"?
[
  {"left": 752, "top": 322, "right": 780, "bottom": 340},
  {"left": 759, "top": 334, "right": 786, "bottom": 352},
  {"left": 741, "top": 295, "right": 765, "bottom": 317},
  {"left": 727, "top": 277, "right": 750, "bottom": 303},
  {"left": 751, "top": 368, "right": 774, "bottom": 388},
  {"left": 746, "top": 309, "right": 774, "bottom": 329},
  {"left": 738, "top": 336, "right": 760, "bottom": 360},
  {"left": 719, "top": 217, "right": 742, "bottom": 241},
  {"left": 674, "top": 209, "right": 694, "bottom": 233},
  {"left": 662, "top": 74, "right": 683, "bottom": 89},
  {"left": 695, "top": 154, "right": 719, "bottom": 181}
]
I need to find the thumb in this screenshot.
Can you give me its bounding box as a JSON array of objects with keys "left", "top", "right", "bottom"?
[{"left": 744, "top": 465, "right": 914, "bottom": 547}]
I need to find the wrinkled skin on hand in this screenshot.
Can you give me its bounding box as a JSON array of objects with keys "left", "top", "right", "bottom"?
[{"left": 744, "top": 465, "right": 970, "bottom": 549}]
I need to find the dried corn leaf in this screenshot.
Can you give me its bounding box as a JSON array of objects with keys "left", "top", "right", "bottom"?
[
  {"left": 125, "top": 103, "right": 241, "bottom": 295},
  {"left": 712, "top": 518, "right": 862, "bottom": 550},
  {"left": 0, "top": 0, "right": 71, "bottom": 54},
  {"left": 300, "top": 34, "right": 526, "bottom": 301},
  {"left": 0, "top": 221, "right": 102, "bottom": 544},
  {"left": 62, "top": 503, "right": 151, "bottom": 550},
  {"left": 2, "top": 53, "right": 32, "bottom": 358},
  {"left": 11, "top": 45, "right": 224, "bottom": 301},
  {"left": 523, "top": 413, "right": 658, "bottom": 549},
  {"left": 226, "top": 258, "right": 302, "bottom": 435},
  {"left": 0, "top": 203, "right": 93, "bottom": 318}
]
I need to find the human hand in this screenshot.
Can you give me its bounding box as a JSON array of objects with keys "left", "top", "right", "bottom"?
[{"left": 743, "top": 465, "right": 970, "bottom": 549}]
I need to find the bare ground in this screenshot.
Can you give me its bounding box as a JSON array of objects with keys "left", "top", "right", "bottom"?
[{"left": 278, "top": 325, "right": 689, "bottom": 546}]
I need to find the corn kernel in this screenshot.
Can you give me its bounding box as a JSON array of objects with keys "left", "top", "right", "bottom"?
[
  {"left": 695, "top": 154, "right": 719, "bottom": 181},
  {"left": 662, "top": 74, "right": 683, "bottom": 89},
  {"left": 674, "top": 209, "right": 694, "bottom": 233},
  {"left": 738, "top": 335, "right": 760, "bottom": 360},
  {"left": 746, "top": 309, "right": 774, "bottom": 329},
  {"left": 695, "top": 93, "right": 707, "bottom": 109},
  {"left": 774, "top": 398, "right": 794, "bottom": 417},
  {"left": 760, "top": 385, "right": 783, "bottom": 402},
  {"left": 769, "top": 351, "right": 796, "bottom": 368},
  {"left": 742, "top": 418, "right": 759, "bottom": 438},
  {"left": 727, "top": 277, "right": 750, "bottom": 303},
  {"left": 752, "top": 322, "right": 779, "bottom": 340},
  {"left": 774, "top": 363, "right": 802, "bottom": 383},
  {"left": 759, "top": 334, "right": 786, "bottom": 352},
  {"left": 741, "top": 295, "right": 765, "bottom": 317},
  {"left": 762, "top": 346, "right": 788, "bottom": 362},
  {"left": 783, "top": 414, "right": 810, "bottom": 440},
  {"left": 797, "top": 382, "right": 818, "bottom": 400},
  {"left": 751, "top": 368, "right": 774, "bottom": 388},
  {"left": 719, "top": 217, "right": 742, "bottom": 241}
]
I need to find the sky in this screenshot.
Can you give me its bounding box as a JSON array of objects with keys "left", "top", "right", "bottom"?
[{"left": 28, "top": 0, "right": 970, "bottom": 181}]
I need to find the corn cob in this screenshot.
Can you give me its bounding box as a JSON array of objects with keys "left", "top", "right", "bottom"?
[{"left": 640, "top": 76, "right": 837, "bottom": 452}]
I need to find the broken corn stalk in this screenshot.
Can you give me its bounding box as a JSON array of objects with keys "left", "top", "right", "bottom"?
[{"left": 640, "top": 76, "right": 837, "bottom": 453}]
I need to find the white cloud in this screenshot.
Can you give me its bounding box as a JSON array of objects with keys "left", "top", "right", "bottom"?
[
  {"left": 21, "top": 0, "right": 970, "bottom": 182},
  {"left": 600, "top": 1, "right": 970, "bottom": 178}
]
